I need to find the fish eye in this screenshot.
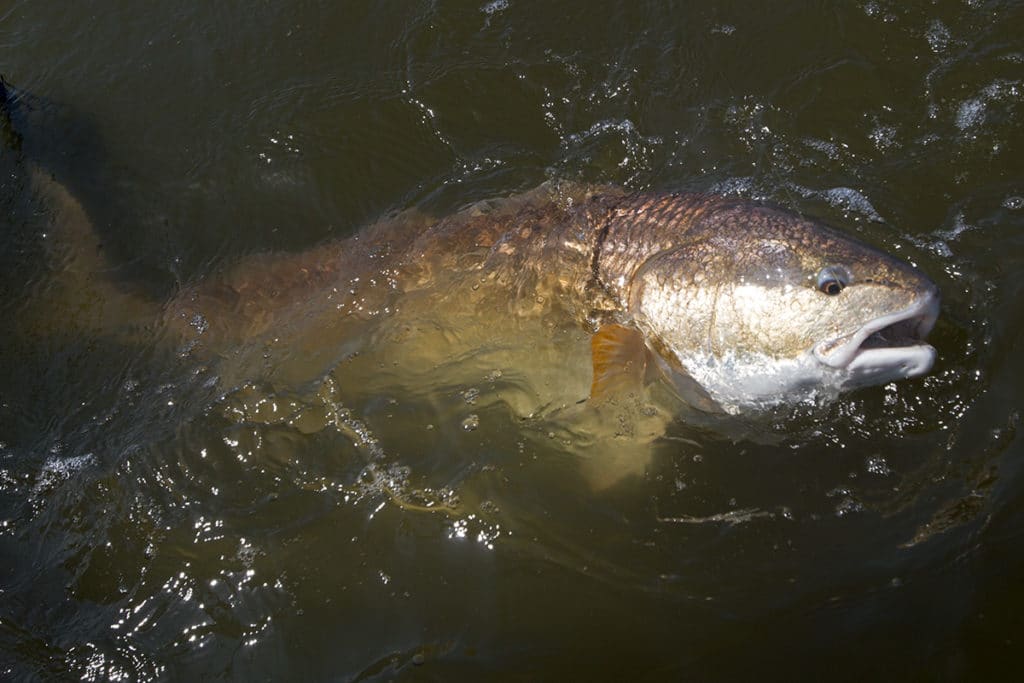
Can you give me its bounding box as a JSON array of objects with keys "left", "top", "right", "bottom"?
[{"left": 817, "top": 266, "right": 849, "bottom": 296}]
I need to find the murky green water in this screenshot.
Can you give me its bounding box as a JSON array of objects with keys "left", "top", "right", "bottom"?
[{"left": 2, "top": 1, "right": 1023, "bottom": 679}]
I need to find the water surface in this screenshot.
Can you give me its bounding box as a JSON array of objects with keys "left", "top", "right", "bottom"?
[{"left": 1, "top": 1, "right": 1023, "bottom": 680}]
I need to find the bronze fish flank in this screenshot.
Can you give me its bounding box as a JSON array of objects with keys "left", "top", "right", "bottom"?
[{"left": 30, "top": 168, "right": 939, "bottom": 416}]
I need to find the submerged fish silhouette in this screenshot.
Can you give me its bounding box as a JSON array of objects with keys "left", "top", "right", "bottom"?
[{"left": 3, "top": 78, "right": 939, "bottom": 487}]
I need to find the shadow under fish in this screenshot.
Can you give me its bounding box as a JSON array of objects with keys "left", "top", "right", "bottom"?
[{"left": 2, "top": 78, "right": 940, "bottom": 493}]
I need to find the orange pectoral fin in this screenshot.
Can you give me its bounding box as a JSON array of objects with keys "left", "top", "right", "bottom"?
[{"left": 590, "top": 323, "right": 653, "bottom": 401}]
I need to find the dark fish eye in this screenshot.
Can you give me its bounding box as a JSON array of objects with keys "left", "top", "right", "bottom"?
[
  {"left": 817, "top": 266, "right": 849, "bottom": 295},
  {"left": 821, "top": 279, "right": 843, "bottom": 295}
]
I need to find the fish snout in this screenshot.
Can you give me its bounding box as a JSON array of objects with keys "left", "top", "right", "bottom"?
[{"left": 812, "top": 287, "right": 940, "bottom": 375}]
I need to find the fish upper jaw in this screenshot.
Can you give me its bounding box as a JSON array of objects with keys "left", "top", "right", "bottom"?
[{"left": 812, "top": 288, "right": 940, "bottom": 380}]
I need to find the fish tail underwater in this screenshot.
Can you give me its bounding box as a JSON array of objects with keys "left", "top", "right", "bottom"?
[{"left": 2, "top": 77, "right": 159, "bottom": 344}]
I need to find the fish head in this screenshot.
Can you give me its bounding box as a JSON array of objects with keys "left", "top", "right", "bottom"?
[{"left": 628, "top": 204, "right": 939, "bottom": 408}]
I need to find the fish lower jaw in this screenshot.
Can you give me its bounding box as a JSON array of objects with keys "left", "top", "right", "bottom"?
[{"left": 842, "top": 343, "right": 937, "bottom": 385}]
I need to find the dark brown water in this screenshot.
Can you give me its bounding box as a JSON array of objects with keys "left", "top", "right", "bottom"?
[{"left": 2, "top": 1, "right": 1023, "bottom": 680}]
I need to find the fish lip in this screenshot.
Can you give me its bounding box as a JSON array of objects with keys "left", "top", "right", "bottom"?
[{"left": 813, "top": 288, "right": 940, "bottom": 371}]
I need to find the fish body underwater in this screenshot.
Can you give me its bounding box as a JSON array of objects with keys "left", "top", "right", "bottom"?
[
  {"left": 3, "top": 81, "right": 939, "bottom": 483},
  {"left": 33, "top": 174, "right": 939, "bottom": 411}
]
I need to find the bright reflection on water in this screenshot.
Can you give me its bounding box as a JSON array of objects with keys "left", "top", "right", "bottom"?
[{"left": 1, "top": 0, "right": 1022, "bottom": 680}]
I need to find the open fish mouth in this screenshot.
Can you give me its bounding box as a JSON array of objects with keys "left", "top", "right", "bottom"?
[{"left": 813, "top": 290, "right": 940, "bottom": 380}]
